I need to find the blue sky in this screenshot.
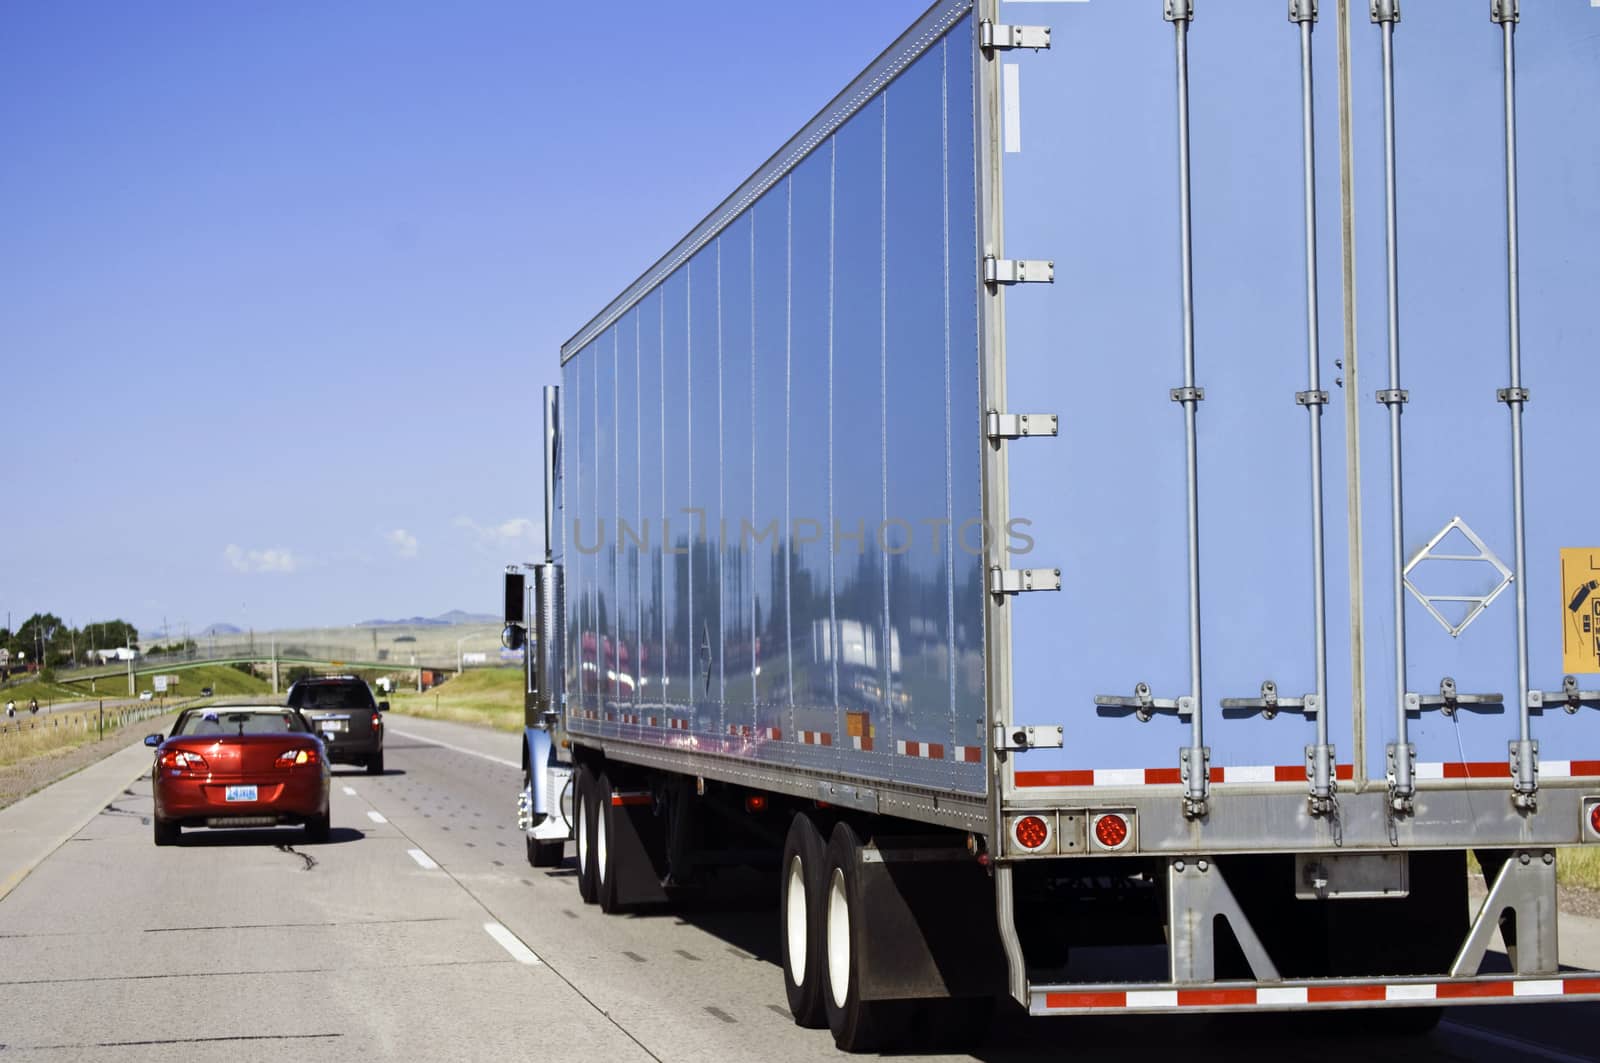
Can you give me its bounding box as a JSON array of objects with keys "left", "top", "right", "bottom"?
[{"left": 0, "top": 0, "right": 927, "bottom": 632}]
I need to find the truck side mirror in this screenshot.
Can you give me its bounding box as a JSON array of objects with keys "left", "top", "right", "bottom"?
[
  {"left": 505, "top": 569, "right": 526, "bottom": 626},
  {"left": 504, "top": 568, "right": 528, "bottom": 651}
]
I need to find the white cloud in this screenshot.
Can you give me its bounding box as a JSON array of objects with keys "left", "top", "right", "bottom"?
[
  {"left": 454, "top": 515, "right": 541, "bottom": 554},
  {"left": 223, "top": 544, "right": 300, "bottom": 574},
  {"left": 384, "top": 528, "right": 419, "bottom": 559}
]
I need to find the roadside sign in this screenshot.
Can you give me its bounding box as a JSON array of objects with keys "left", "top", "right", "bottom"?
[{"left": 154, "top": 675, "right": 168, "bottom": 693}]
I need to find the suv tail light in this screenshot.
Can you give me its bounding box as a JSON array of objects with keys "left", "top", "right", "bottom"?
[
  {"left": 159, "top": 750, "right": 209, "bottom": 774},
  {"left": 371, "top": 713, "right": 382, "bottom": 731},
  {"left": 276, "top": 748, "right": 320, "bottom": 768}
]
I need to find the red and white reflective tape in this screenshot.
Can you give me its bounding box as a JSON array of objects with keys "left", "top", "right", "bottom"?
[
  {"left": 954, "top": 745, "right": 983, "bottom": 764},
  {"left": 620, "top": 713, "right": 641, "bottom": 725},
  {"left": 850, "top": 735, "right": 874, "bottom": 752},
  {"left": 1415, "top": 759, "right": 1600, "bottom": 780},
  {"left": 727, "top": 725, "right": 782, "bottom": 740},
  {"left": 1019, "top": 759, "right": 1600, "bottom": 788},
  {"left": 609, "top": 790, "right": 652, "bottom": 808},
  {"left": 667, "top": 718, "right": 690, "bottom": 731},
  {"left": 896, "top": 740, "right": 946, "bottom": 760},
  {"left": 1016, "top": 764, "right": 1357, "bottom": 788},
  {"left": 799, "top": 731, "right": 833, "bottom": 747},
  {"left": 1037, "top": 975, "right": 1600, "bottom": 1014}
]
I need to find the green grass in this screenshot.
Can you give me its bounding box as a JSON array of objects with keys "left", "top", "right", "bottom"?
[
  {"left": 59, "top": 663, "right": 272, "bottom": 701},
  {"left": 386, "top": 667, "right": 524, "bottom": 732},
  {"left": 0, "top": 676, "right": 93, "bottom": 706}
]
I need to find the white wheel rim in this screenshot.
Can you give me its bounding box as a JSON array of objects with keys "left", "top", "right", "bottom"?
[
  {"left": 785, "top": 854, "right": 808, "bottom": 985},
  {"left": 596, "top": 793, "right": 609, "bottom": 886},
  {"left": 576, "top": 790, "right": 589, "bottom": 874},
  {"left": 826, "top": 867, "right": 850, "bottom": 1010}
]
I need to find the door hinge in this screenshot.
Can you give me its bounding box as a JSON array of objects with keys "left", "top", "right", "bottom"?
[
  {"left": 1497, "top": 386, "right": 1530, "bottom": 404},
  {"left": 979, "top": 19, "right": 1052, "bottom": 51},
  {"left": 984, "top": 256, "right": 1054, "bottom": 286},
  {"left": 1375, "top": 388, "right": 1409, "bottom": 406},
  {"left": 986, "top": 411, "right": 1058, "bottom": 440},
  {"left": 989, "top": 567, "right": 1062, "bottom": 596}
]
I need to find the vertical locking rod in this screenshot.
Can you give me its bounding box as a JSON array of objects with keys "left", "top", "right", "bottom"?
[
  {"left": 1292, "top": 3, "right": 1334, "bottom": 813},
  {"left": 1167, "top": 0, "right": 1207, "bottom": 818},
  {"left": 1374, "top": 3, "right": 1414, "bottom": 812},
  {"left": 1493, "top": 3, "right": 1536, "bottom": 808}
]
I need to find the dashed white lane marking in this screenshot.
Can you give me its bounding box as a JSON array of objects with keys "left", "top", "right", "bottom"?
[
  {"left": 408, "top": 848, "right": 439, "bottom": 870},
  {"left": 484, "top": 921, "right": 541, "bottom": 966},
  {"left": 366, "top": 810, "right": 387, "bottom": 824},
  {"left": 387, "top": 727, "right": 519, "bottom": 770},
  {"left": 341, "top": 786, "right": 357, "bottom": 796}
]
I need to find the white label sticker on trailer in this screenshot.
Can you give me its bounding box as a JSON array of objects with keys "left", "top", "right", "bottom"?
[{"left": 1003, "top": 64, "right": 1022, "bottom": 154}]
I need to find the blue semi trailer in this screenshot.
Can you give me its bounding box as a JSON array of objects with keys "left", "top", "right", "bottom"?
[{"left": 507, "top": 0, "right": 1600, "bottom": 1050}]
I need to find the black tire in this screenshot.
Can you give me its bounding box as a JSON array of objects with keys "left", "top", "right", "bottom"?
[
  {"left": 305, "top": 811, "right": 330, "bottom": 844},
  {"left": 153, "top": 818, "right": 180, "bottom": 846},
  {"left": 575, "top": 763, "right": 599, "bottom": 904},
  {"left": 780, "top": 813, "right": 829, "bottom": 1028},
  {"left": 366, "top": 750, "right": 385, "bottom": 775},
  {"left": 596, "top": 772, "right": 624, "bottom": 913},
  {"left": 821, "top": 821, "right": 910, "bottom": 1052}
]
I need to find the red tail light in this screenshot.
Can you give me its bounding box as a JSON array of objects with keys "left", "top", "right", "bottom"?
[
  {"left": 371, "top": 713, "right": 382, "bottom": 731},
  {"left": 1093, "top": 813, "right": 1131, "bottom": 850},
  {"left": 744, "top": 794, "right": 768, "bottom": 813},
  {"left": 1013, "top": 815, "right": 1050, "bottom": 852},
  {"left": 159, "top": 750, "right": 209, "bottom": 773},
  {"left": 1589, "top": 802, "right": 1600, "bottom": 836},
  {"left": 275, "top": 748, "right": 320, "bottom": 768}
]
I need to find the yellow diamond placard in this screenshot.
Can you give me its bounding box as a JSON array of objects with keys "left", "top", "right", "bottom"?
[{"left": 1561, "top": 548, "right": 1600, "bottom": 675}]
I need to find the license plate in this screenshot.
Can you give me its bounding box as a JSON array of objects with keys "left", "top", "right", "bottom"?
[
  {"left": 319, "top": 720, "right": 346, "bottom": 733},
  {"left": 224, "top": 785, "right": 258, "bottom": 802}
]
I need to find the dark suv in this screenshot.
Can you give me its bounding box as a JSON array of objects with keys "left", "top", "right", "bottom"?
[{"left": 285, "top": 675, "right": 387, "bottom": 774}]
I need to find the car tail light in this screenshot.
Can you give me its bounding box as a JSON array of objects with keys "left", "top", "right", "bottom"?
[
  {"left": 371, "top": 713, "right": 382, "bottom": 731},
  {"left": 159, "top": 750, "right": 208, "bottom": 773},
  {"left": 1092, "top": 812, "right": 1131, "bottom": 850},
  {"left": 1013, "top": 814, "right": 1050, "bottom": 852},
  {"left": 744, "top": 794, "right": 768, "bottom": 813},
  {"left": 276, "top": 748, "right": 320, "bottom": 768}
]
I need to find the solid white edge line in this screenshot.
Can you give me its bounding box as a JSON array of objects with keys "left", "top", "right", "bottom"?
[
  {"left": 484, "top": 921, "right": 542, "bottom": 966},
  {"left": 387, "top": 727, "right": 520, "bottom": 770},
  {"left": 407, "top": 848, "right": 439, "bottom": 870},
  {"left": 366, "top": 810, "right": 387, "bottom": 824},
  {"left": 341, "top": 786, "right": 357, "bottom": 796}
]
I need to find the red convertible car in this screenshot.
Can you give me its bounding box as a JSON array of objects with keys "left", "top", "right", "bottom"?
[{"left": 147, "top": 706, "right": 330, "bottom": 845}]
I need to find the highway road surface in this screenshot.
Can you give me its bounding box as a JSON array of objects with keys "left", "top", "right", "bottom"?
[{"left": 1, "top": 714, "right": 1597, "bottom": 1062}]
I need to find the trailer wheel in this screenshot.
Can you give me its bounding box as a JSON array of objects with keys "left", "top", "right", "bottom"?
[
  {"left": 575, "top": 764, "right": 599, "bottom": 904},
  {"left": 780, "top": 813, "right": 828, "bottom": 1028},
  {"left": 596, "top": 772, "right": 624, "bottom": 913},
  {"left": 822, "top": 822, "right": 910, "bottom": 1052}
]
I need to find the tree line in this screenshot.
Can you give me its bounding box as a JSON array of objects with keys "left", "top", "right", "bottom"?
[{"left": 0, "top": 614, "right": 142, "bottom": 677}]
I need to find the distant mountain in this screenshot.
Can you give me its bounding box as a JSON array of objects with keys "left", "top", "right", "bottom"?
[
  {"left": 355, "top": 611, "right": 498, "bottom": 628},
  {"left": 197, "top": 623, "right": 242, "bottom": 637}
]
